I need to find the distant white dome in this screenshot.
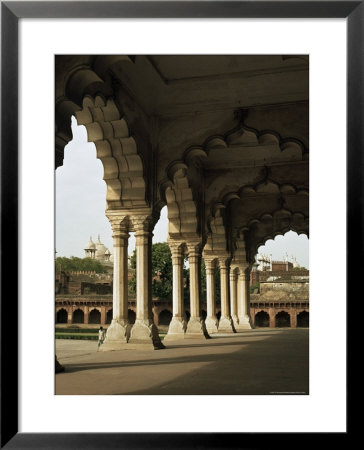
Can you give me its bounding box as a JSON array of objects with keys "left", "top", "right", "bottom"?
[
  {"left": 84, "top": 236, "right": 96, "bottom": 250},
  {"left": 95, "top": 234, "right": 109, "bottom": 259}
]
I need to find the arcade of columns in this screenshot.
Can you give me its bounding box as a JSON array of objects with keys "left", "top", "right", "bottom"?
[{"left": 55, "top": 55, "right": 309, "bottom": 350}]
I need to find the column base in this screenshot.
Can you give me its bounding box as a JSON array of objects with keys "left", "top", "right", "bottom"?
[
  {"left": 164, "top": 317, "right": 187, "bottom": 341},
  {"left": 128, "top": 319, "right": 165, "bottom": 349},
  {"left": 100, "top": 319, "right": 131, "bottom": 351},
  {"left": 185, "top": 317, "right": 210, "bottom": 339},
  {"left": 205, "top": 316, "right": 219, "bottom": 334},
  {"left": 218, "top": 316, "right": 236, "bottom": 333},
  {"left": 235, "top": 315, "right": 254, "bottom": 330},
  {"left": 231, "top": 314, "right": 239, "bottom": 329}
]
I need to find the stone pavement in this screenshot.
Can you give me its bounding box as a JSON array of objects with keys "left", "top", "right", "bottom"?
[{"left": 55, "top": 328, "right": 308, "bottom": 395}]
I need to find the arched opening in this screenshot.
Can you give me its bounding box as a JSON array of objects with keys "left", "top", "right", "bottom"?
[
  {"left": 275, "top": 311, "right": 291, "bottom": 327},
  {"left": 297, "top": 310, "right": 309, "bottom": 327},
  {"left": 56, "top": 308, "right": 68, "bottom": 324},
  {"left": 201, "top": 310, "right": 207, "bottom": 320},
  {"left": 106, "top": 309, "right": 113, "bottom": 324},
  {"left": 73, "top": 309, "right": 84, "bottom": 324},
  {"left": 255, "top": 311, "right": 270, "bottom": 327},
  {"left": 255, "top": 231, "right": 308, "bottom": 273},
  {"left": 89, "top": 308, "right": 101, "bottom": 324},
  {"left": 128, "top": 309, "right": 136, "bottom": 324},
  {"left": 55, "top": 116, "right": 113, "bottom": 276},
  {"left": 159, "top": 309, "right": 173, "bottom": 325}
]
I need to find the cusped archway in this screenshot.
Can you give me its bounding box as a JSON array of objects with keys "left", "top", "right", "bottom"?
[
  {"left": 73, "top": 309, "right": 84, "bottom": 324},
  {"left": 255, "top": 310, "right": 270, "bottom": 327},
  {"left": 56, "top": 308, "right": 68, "bottom": 324},
  {"left": 275, "top": 311, "right": 291, "bottom": 328}
]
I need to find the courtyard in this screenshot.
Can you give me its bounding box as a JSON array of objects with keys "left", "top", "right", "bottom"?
[{"left": 55, "top": 328, "right": 308, "bottom": 395}]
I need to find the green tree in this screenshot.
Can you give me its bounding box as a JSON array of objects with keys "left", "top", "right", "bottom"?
[
  {"left": 184, "top": 258, "right": 220, "bottom": 305},
  {"left": 129, "top": 242, "right": 173, "bottom": 300},
  {"left": 55, "top": 256, "right": 108, "bottom": 273},
  {"left": 250, "top": 282, "right": 260, "bottom": 294}
]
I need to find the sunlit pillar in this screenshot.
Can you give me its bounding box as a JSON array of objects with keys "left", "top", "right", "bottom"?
[
  {"left": 164, "top": 243, "right": 187, "bottom": 340},
  {"left": 291, "top": 308, "right": 297, "bottom": 328},
  {"left": 84, "top": 306, "right": 89, "bottom": 325},
  {"left": 100, "top": 307, "right": 106, "bottom": 325},
  {"left": 204, "top": 258, "right": 218, "bottom": 334},
  {"left": 269, "top": 308, "right": 276, "bottom": 328},
  {"left": 217, "top": 258, "right": 235, "bottom": 333},
  {"left": 185, "top": 243, "right": 209, "bottom": 338},
  {"left": 102, "top": 222, "right": 131, "bottom": 350},
  {"left": 235, "top": 266, "right": 253, "bottom": 330},
  {"left": 129, "top": 215, "right": 164, "bottom": 349},
  {"left": 229, "top": 268, "right": 239, "bottom": 328}
]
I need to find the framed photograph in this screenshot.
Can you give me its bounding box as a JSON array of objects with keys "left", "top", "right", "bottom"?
[{"left": 1, "top": 1, "right": 356, "bottom": 447}]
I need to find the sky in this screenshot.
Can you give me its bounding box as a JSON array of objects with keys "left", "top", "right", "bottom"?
[{"left": 56, "top": 118, "right": 309, "bottom": 268}]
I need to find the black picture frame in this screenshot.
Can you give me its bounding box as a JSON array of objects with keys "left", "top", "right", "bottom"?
[{"left": 1, "top": 1, "right": 356, "bottom": 448}]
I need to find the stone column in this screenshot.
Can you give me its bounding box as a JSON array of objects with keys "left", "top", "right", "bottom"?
[
  {"left": 129, "top": 216, "right": 164, "bottom": 349},
  {"left": 229, "top": 269, "right": 239, "bottom": 328},
  {"left": 165, "top": 244, "right": 187, "bottom": 340},
  {"left": 235, "top": 267, "right": 253, "bottom": 330},
  {"left": 84, "top": 306, "right": 89, "bottom": 325},
  {"left": 291, "top": 308, "right": 297, "bottom": 328},
  {"left": 217, "top": 258, "right": 235, "bottom": 333},
  {"left": 269, "top": 308, "right": 276, "bottom": 328},
  {"left": 67, "top": 308, "right": 72, "bottom": 324},
  {"left": 186, "top": 243, "right": 209, "bottom": 338},
  {"left": 100, "top": 307, "right": 106, "bottom": 325},
  {"left": 102, "top": 224, "right": 131, "bottom": 350},
  {"left": 204, "top": 259, "right": 218, "bottom": 334}
]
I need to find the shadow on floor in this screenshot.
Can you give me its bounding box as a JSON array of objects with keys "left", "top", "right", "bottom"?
[{"left": 57, "top": 329, "right": 309, "bottom": 395}]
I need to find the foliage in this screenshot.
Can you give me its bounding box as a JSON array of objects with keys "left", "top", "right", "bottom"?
[
  {"left": 55, "top": 256, "right": 108, "bottom": 273},
  {"left": 184, "top": 259, "right": 220, "bottom": 304},
  {"left": 55, "top": 334, "right": 98, "bottom": 340},
  {"left": 128, "top": 243, "right": 224, "bottom": 303},
  {"left": 292, "top": 266, "right": 308, "bottom": 271},
  {"left": 129, "top": 242, "right": 173, "bottom": 300},
  {"left": 250, "top": 282, "right": 260, "bottom": 294}
]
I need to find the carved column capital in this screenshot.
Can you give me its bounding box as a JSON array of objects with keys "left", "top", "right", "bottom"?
[
  {"left": 187, "top": 241, "right": 202, "bottom": 263},
  {"left": 204, "top": 258, "right": 216, "bottom": 274},
  {"left": 170, "top": 246, "right": 185, "bottom": 266},
  {"left": 229, "top": 270, "right": 238, "bottom": 282},
  {"left": 218, "top": 255, "right": 230, "bottom": 270},
  {"left": 132, "top": 215, "right": 153, "bottom": 233},
  {"left": 106, "top": 213, "right": 130, "bottom": 236}
]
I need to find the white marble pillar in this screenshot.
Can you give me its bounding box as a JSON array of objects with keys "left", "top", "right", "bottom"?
[
  {"left": 246, "top": 268, "right": 253, "bottom": 323},
  {"left": 186, "top": 243, "right": 209, "bottom": 338},
  {"left": 102, "top": 224, "right": 131, "bottom": 350},
  {"left": 229, "top": 269, "right": 239, "bottom": 328},
  {"left": 217, "top": 258, "right": 235, "bottom": 333},
  {"left": 129, "top": 216, "right": 164, "bottom": 349},
  {"left": 204, "top": 259, "right": 218, "bottom": 334},
  {"left": 236, "top": 267, "right": 253, "bottom": 330},
  {"left": 164, "top": 244, "right": 187, "bottom": 340}
]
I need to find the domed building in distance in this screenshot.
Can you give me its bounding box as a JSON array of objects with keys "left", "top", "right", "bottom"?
[{"left": 84, "top": 234, "right": 113, "bottom": 265}]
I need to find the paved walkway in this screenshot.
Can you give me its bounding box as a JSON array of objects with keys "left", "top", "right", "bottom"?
[{"left": 55, "top": 328, "right": 309, "bottom": 395}]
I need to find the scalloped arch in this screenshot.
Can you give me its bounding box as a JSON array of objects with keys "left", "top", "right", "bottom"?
[
  {"left": 164, "top": 163, "right": 199, "bottom": 239},
  {"left": 251, "top": 227, "right": 309, "bottom": 260},
  {"left": 57, "top": 95, "right": 147, "bottom": 208},
  {"left": 183, "top": 122, "right": 307, "bottom": 168},
  {"left": 204, "top": 210, "right": 228, "bottom": 253}
]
